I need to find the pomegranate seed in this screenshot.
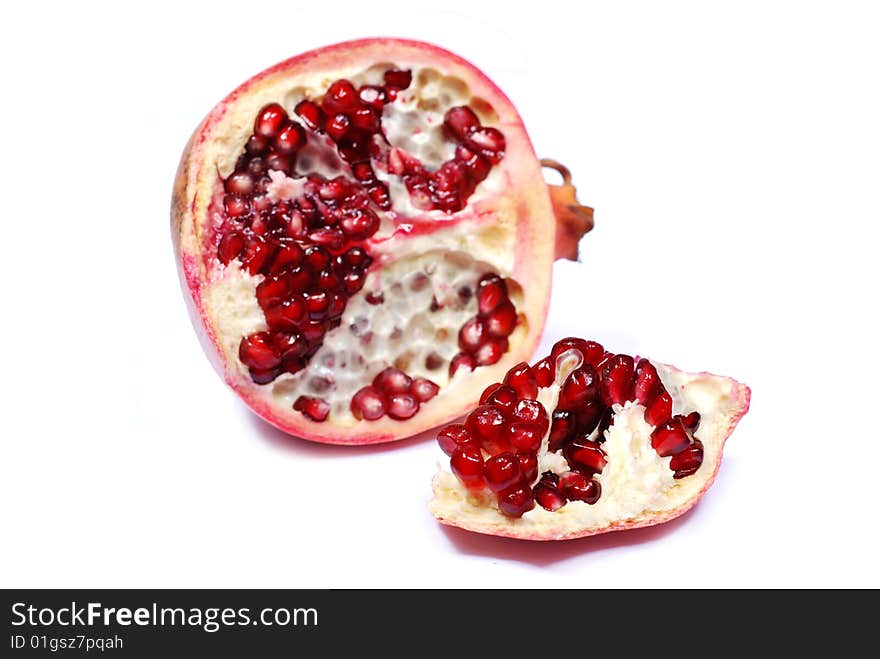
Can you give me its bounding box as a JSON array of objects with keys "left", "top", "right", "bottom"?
[
  {"left": 249, "top": 367, "right": 280, "bottom": 384},
  {"left": 456, "top": 145, "right": 490, "bottom": 182},
  {"left": 365, "top": 291, "right": 384, "bottom": 305},
  {"left": 301, "top": 319, "right": 325, "bottom": 343},
  {"left": 269, "top": 242, "right": 304, "bottom": 273},
  {"left": 339, "top": 208, "right": 379, "bottom": 240},
  {"left": 449, "top": 353, "right": 475, "bottom": 377},
  {"left": 533, "top": 356, "right": 555, "bottom": 388},
  {"left": 559, "top": 471, "right": 601, "bottom": 504},
  {"left": 316, "top": 268, "right": 340, "bottom": 291},
  {"left": 275, "top": 123, "right": 305, "bottom": 153},
  {"left": 242, "top": 236, "right": 275, "bottom": 275},
  {"left": 467, "top": 127, "right": 505, "bottom": 164},
  {"left": 479, "top": 382, "right": 503, "bottom": 405},
  {"left": 342, "top": 270, "right": 366, "bottom": 294},
  {"left": 497, "top": 484, "right": 535, "bottom": 518},
  {"left": 358, "top": 85, "right": 388, "bottom": 110},
  {"left": 272, "top": 332, "right": 306, "bottom": 360},
  {"left": 246, "top": 134, "right": 269, "bottom": 155},
  {"left": 226, "top": 171, "right": 254, "bottom": 195},
  {"left": 224, "top": 194, "right": 250, "bottom": 218},
  {"left": 444, "top": 106, "right": 480, "bottom": 140},
  {"left": 265, "top": 151, "right": 291, "bottom": 174},
  {"left": 368, "top": 184, "right": 391, "bottom": 209},
  {"left": 287, "top": 266, "right": 312, "bottom": 293},
  {"left": 670, "top": 439, "right": 704, "bottom": 478},
  {"left": 383, "top": 69, "right": 412, "bottom": 90},
  {"left": 557, "top": 365, "right": 600, "bottom": 410},
  {"left": 437, "top": 424, "right": 473, "bottom": 457},
  {"left": 512, "top": 399, "right": 549, "bottom": 435},
  {"left": 305, "top": 291, "right": 330, "bottom": 319},
  {"left": 264, "top": 299, "right": 305, "bottom": 331},
  {"left": 503, "top": 362, "right": 537, "bottom": 400},
  {"left": 634, "top": 358, "right": 660, "bottom": 404},
  {"left": 508, "top": 423, "right": 542, "bottom": 453},
  {"left": 596, "top": 351, "right": 615, "bottom": 371},
  {"left": 303, "top": 245, "right": 330, "bottom": 271},
  {"left": 466, "top": 405, "right": 509, "bottom": 454},
  {"left": 293, "top": 396, "right": 330, "bottom": 422},
  {"left": 373, "top": 367, "right": 412, "bottom": 394},
  {"left": 548, "top": 410, "right": 576, "bottom": 452},
  {"left": 534, "top": 473, "right": 566, "bottom": 511},
  {"left": 681, "top": 411, "right": 701, "bottom": 432},
  {"left": 450, "top": 446, "right": 485, "bottom": 488},
  {"left": 458, "top": 317, "right": 485, "bottom": 352},
  {"left": 483, "top": 384, "right": 518, "bottom": 414},
  {"left": 350, "top": 386, "right": 386, "bottom": 421},
  {"left": 326, "top": 113, "right": 351, "bottom": 140},
  {"left": 651, "top": 418, "right": 693, "bottom": 457},
  {"left": 239, "top": 332, "right": 281, "bottom": 371},
  {"left": 256, "top": 274, "right": 291, "bottom": 309},
  {"left": 602, "top": 354, "right": 636, "bottom": 406},
  {"left": 327, "top": 293, "right": 346, "bottom": 319},
  {"left": 294, "top": 100, "right": 324, "bottom": 131},
  {"left": 517, "top": 453, "right": 539, "bottom": 483},
  {"left": 564, "top": 438, "right": 607, "bottom": 475},
  {"left": 323, "top": 79, "right": 359, "bottom": 114},
  {"left": 254, "top": 103, "right": 288, "bottom": 138},
  {"left": 217, "top": 232, "right": 245, "bottom": 264},
  {"left": 411, "top": 378, "right": 439, "bottom": 402},
  {"left": 352, "top": 106, "right": 379, "bottom": 131},
  {"left": 477, "top": 275, "right": 508, "bottom": 314},
  {"left": 485, "top": 301, "right": 517, "bottom": 337},
  {"left": 644, "top": 387, "right": 673, "bottom": 426},
  {"left": 484, "top": 452, "right": 522, "bottom": 493},
  {"left": 309, "top": 227, "right": 345, "bottom": 250},
  {"left": 474, "top": 338, "right": 508, "bottom": 366}
]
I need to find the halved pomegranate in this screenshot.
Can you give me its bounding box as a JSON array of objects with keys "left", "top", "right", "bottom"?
[
  {"left": 172, "top": 39, "right": 592, "bottom": 444},
  {"left": 430, "top": 337, "right": 750, "bottom": 539}
]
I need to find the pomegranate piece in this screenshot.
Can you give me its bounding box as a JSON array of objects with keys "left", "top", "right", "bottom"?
[{"left": 174, "top": 39, "right": 593, "bottom": 444}]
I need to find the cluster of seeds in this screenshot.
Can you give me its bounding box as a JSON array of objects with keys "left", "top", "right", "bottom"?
[{"left": 437, "top": 338, "right": 705, "bottom": 517}]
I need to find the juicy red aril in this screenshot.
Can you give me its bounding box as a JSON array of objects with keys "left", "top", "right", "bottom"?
[
  {"left": 484, "top": 384, "right": 518, "bottom": 414},
  {"left": 558, "top": 365, "right": 600, "bottom": 410},
  {"left": 294, "top": 100, "right": 324, "bottom": 130},
  {"left": 503, "top": 363, "right": 537, "bottom": 400},
  {"left": 275, "top": 123, "right": 305, "bottom": 153},
  {"left": 256, "top": 275, "right": 291, "bottom": 308},
  {"left": 226, "top": 172, "right": 254, "bottom": 195},
  {"left": 601, "top": 354, "right": 635, "bottom": 406},
  {"left": 508, "top": 423, "right": 542, "bottom": 453},
  {"left": 474, "top": 338, "right": 508, "bottom": 366},
  {"left": 269, "top": 243, "right": 304, "bottom": 273},
  {"left": 466, "top": 405, "right": 509, "bottom": 454},
  {"left": 239, "top": 332, "right": 280, "bottom": 371},
  {"left": 670, "top": 439, "right": 704, "bottom": 478},
  {"left": 217, "top": 232, "right": 245, "bottom": 264},
  {"left": 265, "top": 299, "right": 305, "bottom": 331},
  {"left": 383, "top": 69, "right": 412, "bottom": 90},
  {"left": 437, "top": 424, "right": 473, "bottom": 457},
  {"left": 293, "top": 396, "right": 330, "bottom": 422},
  {"left": 411, "top": 378, "right": 439, "bottom": 402},
  {"left": 644, "top": 387, "right": 673, "bottom": 426},
  {"left": 651, "top": 418, "right": 692, "bottom": 457},
  {"left": 444, "top": 106, "right": 480, "bottom": 140},
  {"left": 497, "top": 484, "right": 535, "bottom": 518},
  {"left": 272, "top": 332, "right": 306, "bottom": 360},
  {"left": 513, "top": 399, "right": 549, "bottom": 435},
  {"left": 387, "top": 393, "right": 419, "bottom": 420},
  {"left": 518, "top": 453, "right": 539, "bottom": 483},
  {"left": 373, "top": 366, "right": 412, "bottom": 394},
  {"left": 534, "top": 480, "right": 566, "bottom": 512},
  {"left": 551, "top": 338, "right": 604, "bottom": 367},
  {"left": 350, "top": 386, "right": 386, "bottom": 421},
  {"left": 479, "top": 383, "right": 502, "bottom": 405},
  {"left": 634, "top": 358, "right": 660, "bottom": 404},
  {"left": 326, "top": 113, "right": 351, "bottom": 140},
  {"left": 466, "top": 127, "right": 505, "bottom": 164},
  {"left": 564, "top": 438, "right": 607, "bottom": 475},
  {"left": 254, "top": 103, "right": 288, "bottom": 138},
  {"left": 548, "top": 410, "right": 576, "bottom": 452},
  {"left": 681, "top": 411, "right": 701, "bottom": 431},
  {"left": 484, "top": 452, "right": 522, "bottom": 492},
  {"left": 477, "top": 274, "right": 508, "bottom": 314},
  {"left": 323, "top": 79, "right": 360, "bottom": 114},
  {"left": 451, "top": 446, "right": 485, "bottom": 488},
  {"left": 449, "top": 353, "right": 475, "bottom": 377},
  {"left": 533, "top": 357, "right": 555, "bottom": 387},
  {"left": 224, "top": 194, "right": 250, "bottom": 218},
  {"left": 559, "top": 471, "right": 601, "bottom": 505},
  {"left": 486, "top": 301, "right": 517, "bottom": 337},
  {"left": 458, "top": 317, "right": 485, "bottom": 352}
]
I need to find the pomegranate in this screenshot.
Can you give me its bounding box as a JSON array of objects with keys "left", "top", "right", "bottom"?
[
  {"left": 430, "top": 337, "right": 750, "bottom": 539},
  {"left": 172, "top": 39, "right": 592, "bottom": 444}
]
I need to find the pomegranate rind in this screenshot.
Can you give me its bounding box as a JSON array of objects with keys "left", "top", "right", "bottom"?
[
  {"left": 429, "top": 362, "right": 751, "bottom": 540},
  {"left": 172, "top": 39, "right": 557, "bottom": 444}
]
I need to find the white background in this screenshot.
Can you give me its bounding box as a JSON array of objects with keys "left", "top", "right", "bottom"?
[{"left": 2, "top": 0, "right": 878, "bottom": 588}]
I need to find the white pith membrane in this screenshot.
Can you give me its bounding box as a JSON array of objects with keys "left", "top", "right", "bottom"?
[
  {"left": 200, "top": 61, "right": 526, "bottom": 426},
  {"left": 430, "top": 360, "right": 749, "bottom": 540}
]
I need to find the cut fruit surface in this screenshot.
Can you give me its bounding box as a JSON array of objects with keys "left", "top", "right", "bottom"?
[
  {"left": 172, "top": 39, "right": 592, "bottom": 444},
  {"left": 429, "top": 338, "right": 750, "bottom": 540}
]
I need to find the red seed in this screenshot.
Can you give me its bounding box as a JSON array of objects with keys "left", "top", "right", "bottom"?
[
  {"left": 269, "top": 242, "right": 304, "bottom": 274},
  {"left": 224, "top": 194, "right": 250, "bottom": 218},
  {"left": 512, "top": 399, "right": 548, "bottom": 434},
  {"left": 326, "top": 113, "right": 351, "bottom": 140},
  {"left": 467, "top": 127, "right": 505, "bottom": 164},
  {"left": 358, "top": 85, "right": 388, "bottom": 110},
  {"left": 275, "top": 123, "right": 305, "bottom": 153},
  {"left": 508, "top": 423, "right": 542, "bottom": 453},
  {"left": 559, "top": 471, "right": 601, "bottom": 504},
  {"left": 517, "top": 453, "right": 539, "bottom": 483},
  {"left": 254, "top": 103, "right": 288, "bottom": 138},
  {"left": 255, "top": 274, "right": 291, "bottom": 309},
  {"left": 339, "top": 208, "right": 379, "bottom": 240},
  {"left": 450, "top": 446, "right": 485, "bottom": 488},
  {"left": 294, "top": 100, "right": 324, "bottom": 131},
  {"left": 351, "top": 106, "right": 379, "bottom": 131},
  {"left": 437, "top": 424, "right": 473, "bottom": 457},
  {"left": 477, "top": 275, "right": 508, "bottom": 314},
  {"left": 458, "top": 317, "right": 485, "bottom": 352},
  {"left": 449, "top": 353, "right": 475, "bottom": 377},
  {"left": 249, "top": 367, "right": 280, "bottom": 384},
  {"left": 670, "top": 439, "right": 704, "bottom": 478},
  {"left": 466, "top": 405, "right": 509, "bottom": 455},
  {"left": 486, "top": 300, "right": 517, "bottom": 337},
  {"left": 271, "top": 332, "right": 307, "bottom": 360},
  {"left": 484, "top": 452, "right": 522, "bottom": 493},
  {"left": 534, "top": 481, "right": 567, "bottom": 512},
  {"left": 305, "top": 291, "right": 330, "bottom": 319},
  {"left": 265, "top": 151, "right": 292, "bottom": 174},
  {"left": 651, "top": 418, "right": 692, "bottom": 457},
  {"left": 411, "top": 378, "right": 439, "bottom": 402},
  {"left": 533, "top": 356, "right": 555, "bottom": 388},
  {"left": 387, "top": 393, "right": 419, "bottom": 420},
  {"left": 373, "top": 367, "right": 412, "bottom": 394},
  {"left": 564, "top": 438, "right": 607, "bottom": 475},
  {"left": 293, "top": 396, "right": 330, "bottom": 422},
  {"left": 383, "top": 69, "right": 412, "bottom": 90},
  {"left": 503, "top": 362, "right": 537, "bottom": 400},
  {"left": 342, "top": 270, "right": 366, "bottom": 294},
  {"left": 474, "top": 338, "right": 508, "bottom": 366},
  {"left": 497, "top": 484, "right": 535, "bottom": 518},
  {"left": 479, "top": 383, "right": 503, "bottom": 405},
  {"left": 644, "top": 387, "right": 673, "bottom": 426},
  {"left": 264, "top": 298, "right": 305, "bottom": 331},
  {"left": 322, "top": 79, "right": 359, "bottom": 114},
  {"left": 483, "top": 384, "right": 518, "bottom": 414},
  {"left": 558, "top": 365, "right": 600, "bottom": 410},
  {"left": 601, "top": 354, "right": 636, "bottom": 406},
  {"left": 217, "top": 232, "right": 245, "bottom": 264},
  {"left": 634, "top": 358, "right": 660, "bottom": 405},
  {"left": 548, "top": 410, "right": 576, "bottom": 452},
  {"left": 350, "top": 386, "right": 386, "bottom": 421},
  {"left": 681, "top": 411, "right": 701, "bottom": 432},
  {"left": 239, "top": 332, "right": 280, "bottom": 371},
  {"left": 225, "top": 171, "right": 254, "bottom": 195},
  {"left": 444, "top": 106, "right": 480, "bottom": 140}
]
